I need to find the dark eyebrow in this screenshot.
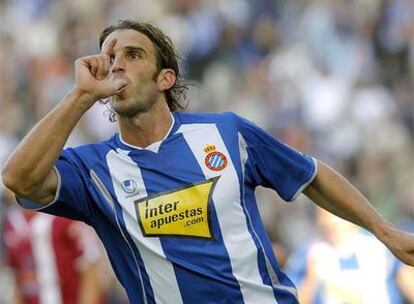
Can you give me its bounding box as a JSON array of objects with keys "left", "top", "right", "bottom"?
[{"left": 123, "top": 46, "right": 147, "bottom": 55}]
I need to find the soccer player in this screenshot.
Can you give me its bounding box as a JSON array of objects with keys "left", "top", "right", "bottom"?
[
  {"left": 3, "top": 191, "right": 103, "bottom": 304},
  {"left": 286, "top": 208, "right": 414, "bottom": 304},
  {"left": 2, "top": 20, "right": 413, "bottom": 304}
]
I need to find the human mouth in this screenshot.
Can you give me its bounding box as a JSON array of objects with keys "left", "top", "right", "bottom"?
[
  {"left": 116, "top": 83, "right": 127, "bottom": 93},
  {"left": 111, "top": 78, "right": 128, "bottom": 95}
]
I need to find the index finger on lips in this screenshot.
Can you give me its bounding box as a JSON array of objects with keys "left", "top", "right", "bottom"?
[{"left": 101, "top": 38, "right": 117, "bottom": 56}]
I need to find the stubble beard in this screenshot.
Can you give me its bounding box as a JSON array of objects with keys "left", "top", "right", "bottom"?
[
  {"left": 109, "top": 87, "right": 158, "bottom": 119},
  {"left": 109, "top": 70, "right": 161, "bottom": 119}
]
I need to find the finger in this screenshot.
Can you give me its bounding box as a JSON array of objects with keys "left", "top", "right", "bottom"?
[
  {"left": 95, "top": 56, "right": 106, "bottom": 80},
  {"left": 102, "top": 54, "right": 111, "bottom": 79},
  {"left": 99, "top": 79, "right": 127, "bottom": 98},
  {"left": 89, "top": 57, "right": 99, "bottom": 77},
  {"left": 101, "top": 38, "right": 117, "bottom": 56},
  {"left": 111, "top": 79, "right": 127, "bottom": 92}
]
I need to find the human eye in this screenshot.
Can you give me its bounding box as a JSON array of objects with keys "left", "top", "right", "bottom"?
[{"left": 126, "top": 51, "right": 140, "bottom": 60}]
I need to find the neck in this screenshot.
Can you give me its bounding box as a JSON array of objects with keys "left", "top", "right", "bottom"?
[{"left": 118, "top": 99, "right": 173, "bottom": 148}]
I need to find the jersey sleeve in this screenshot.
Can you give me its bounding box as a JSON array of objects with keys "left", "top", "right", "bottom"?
[
  {"left": 236, "top": 114, "right": 317, "bottom": 201},
  {"left": 17, "top": 148, "right": 93, "bottom": 223}
]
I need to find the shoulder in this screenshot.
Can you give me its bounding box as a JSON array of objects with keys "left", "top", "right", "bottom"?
[
  {"left": 176, "top": 111, "right": 243, "bottom": 128},
  {"left": 68, "top": 135, "right": 117, "bottom": 155},
  {"left": 61, "top": 135, "right": 118, "bottom": 168},
  {"left": 177, "top": 112, "right": 266, "bottom": 134}
]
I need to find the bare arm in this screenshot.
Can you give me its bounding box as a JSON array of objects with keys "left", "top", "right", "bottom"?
[
  {"left": 2, "top": 91, "right": 95, "bottom": 204},
  {"left": 303, "top": 160, "right": 414, "bottom": 266},
  {"left": 78, "top": 261, "right": 103, "bottom": 304},
  {"left": 296, "top": 260, "right": 319, "bottom": 304},
  {"left": 1, "top": 39, "right": 125, "bottom": 205},
  {"left": 12, "top": 279, "right": 24, "bottom": 304},
  {"left": 396, "top": 264, "right": 414, "bottom": 301}
]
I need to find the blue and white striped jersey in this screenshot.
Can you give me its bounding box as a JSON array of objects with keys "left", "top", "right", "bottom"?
[
  {"left": 286, "top": 230, "right": 405, "bottom": 304},
  {"left": 21, "top": 112, "right": 317, "bottom": 304}
]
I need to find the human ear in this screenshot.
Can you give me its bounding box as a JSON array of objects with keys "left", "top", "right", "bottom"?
[{"left": 157, "top": 69, "right": 176, "bottom": 92}]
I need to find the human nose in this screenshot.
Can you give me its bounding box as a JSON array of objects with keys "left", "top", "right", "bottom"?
[{"left": 111, "top": 54, "right": 125, "bottom": 73}]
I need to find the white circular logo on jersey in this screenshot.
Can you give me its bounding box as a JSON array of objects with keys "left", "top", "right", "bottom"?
[{"left": 121, "top": 180, "right": 137, "bottom": 194}]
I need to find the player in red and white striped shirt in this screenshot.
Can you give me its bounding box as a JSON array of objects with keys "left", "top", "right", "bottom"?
[{"left": 4, "top": 204, "right": 104, "bottom": 304}]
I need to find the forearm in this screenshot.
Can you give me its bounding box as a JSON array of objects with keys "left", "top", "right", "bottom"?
[
  {"left": 78, "top": 262, "right": 103, "bottom": 304},
  {"left": 397, "top": 265, "right": 414, "bottom": 301},
  {"left": 13, "top": 281, "right": 24, "bottom": 304},
  {"left": 2, "top": 89, "right": 94, "bottom": 195},
  {"left": 297, "top": 277, "right": 319, "bottom": 304},
  {"left": 303, "top": 161, "right": 391, "bottom": 240}
]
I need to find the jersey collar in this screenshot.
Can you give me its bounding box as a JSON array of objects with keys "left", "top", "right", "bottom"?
[{"left": 115, "top": 112, "right": 181, "bottom": 154}]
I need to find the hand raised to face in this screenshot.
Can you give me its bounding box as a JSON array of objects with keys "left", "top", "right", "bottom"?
[{"left": 73, "top": 38, "right": 127, "bottom": 104}]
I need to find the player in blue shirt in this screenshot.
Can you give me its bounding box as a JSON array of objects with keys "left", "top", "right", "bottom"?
[
  {"left": 2, "top": 20, "right": 414, "bottom": 304},
  {"left": 286, "top": 208, "right": 414, "bottom": 303}
]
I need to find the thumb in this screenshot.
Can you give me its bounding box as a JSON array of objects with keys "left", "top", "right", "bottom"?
[{"left": 111, "top": 79, "right": 127, "bottom": 93}]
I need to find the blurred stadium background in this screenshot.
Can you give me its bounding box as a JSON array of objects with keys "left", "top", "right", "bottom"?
[{"left": 0, "top": 0, "right": 413, "bottom": 303}]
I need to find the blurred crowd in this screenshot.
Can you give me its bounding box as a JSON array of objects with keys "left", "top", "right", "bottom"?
[{"left": 1, "top": 0, "right": 413, "bottom": 303}]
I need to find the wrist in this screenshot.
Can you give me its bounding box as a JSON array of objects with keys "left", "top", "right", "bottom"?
[
  {"left": 372, "top": 220, "right": 395, "bottom": 243},
  {"left": 68, "top": 87, "right": 98, "bottom": 109}
]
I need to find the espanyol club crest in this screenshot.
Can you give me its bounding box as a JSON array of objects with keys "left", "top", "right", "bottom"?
[
  {"left": 203, "top": 144, "right": 227, "bottom": 171},
  {"left": 121, "top": 179, "right": 138, "bottom": 194}
]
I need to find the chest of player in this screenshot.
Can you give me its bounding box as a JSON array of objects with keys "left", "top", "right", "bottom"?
[{"left": 102, "top": 141, "right": 243, "bottom": 239}]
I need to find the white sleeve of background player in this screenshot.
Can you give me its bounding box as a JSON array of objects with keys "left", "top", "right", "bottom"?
[{"left": 69, "top": 222, "right": 102, "bottom": 270}]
